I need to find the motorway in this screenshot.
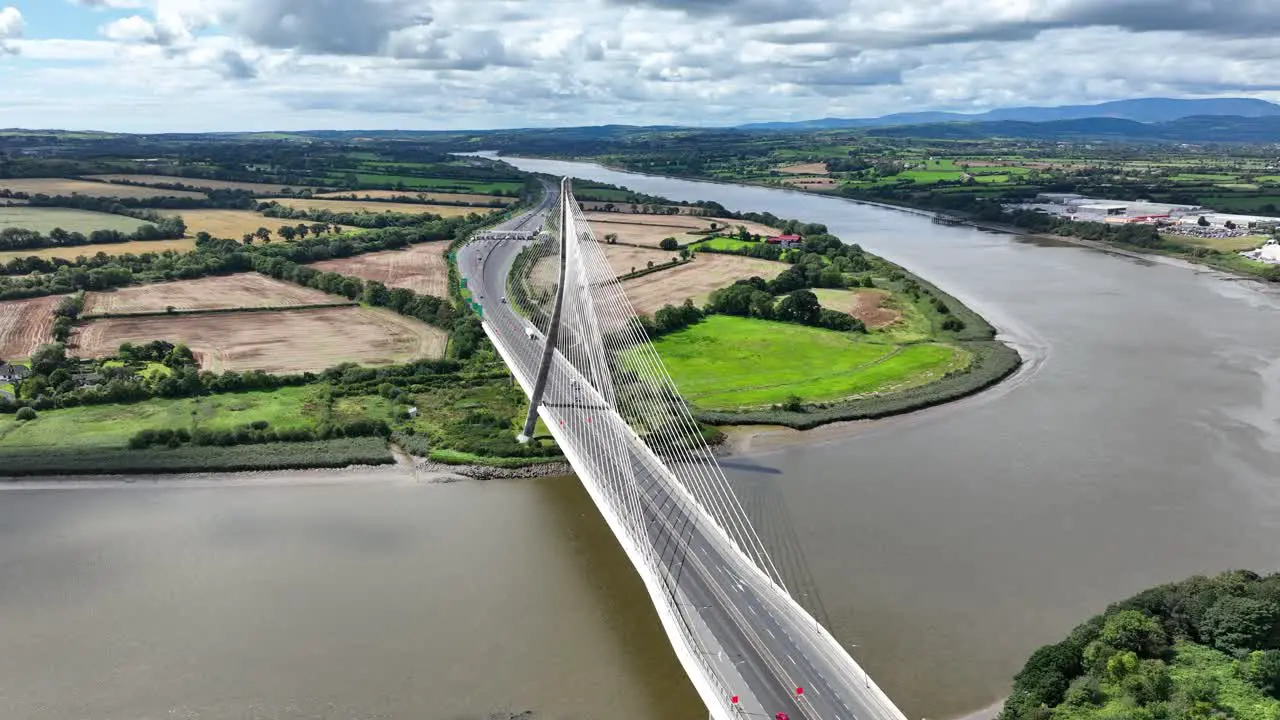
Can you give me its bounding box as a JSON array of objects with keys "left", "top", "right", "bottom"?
[{"left": 459, "top": 180, "right": 906, "bottom": 720}]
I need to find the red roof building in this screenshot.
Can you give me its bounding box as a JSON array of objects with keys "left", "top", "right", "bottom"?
[{"left": 766, "top": 234, "right": 803, "bottom": 246}]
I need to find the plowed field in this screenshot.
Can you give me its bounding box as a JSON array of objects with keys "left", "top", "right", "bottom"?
[
  {"left": 622, "top": 254, "right": 787, "bottom": 314},
  {"left": 0, "top": 178, "right": 206, "bottom": 199},
  {"left": 307, "top": 242, "right": 451, "bottom": 297},
  {"left": 71, "top": 307, "right": 446, "bottom": 373},
  {"left": 86, "top": 175, "right": 328, "bottom": 195},
  {"left": 812, "top": 288, "right": 902, "bottom": 328},
  {"left": 0, "top": 296, "right": 60, "bottom": 359},
  {"left": 84, "top": 273, "right": 348, "bottom": 316}
]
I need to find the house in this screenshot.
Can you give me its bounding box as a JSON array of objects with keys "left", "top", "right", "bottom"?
[
  {"left": 0, "top": 363, "right": 30, "bottom": 383},
  {"left": 765, "top": 234, "right": 803, "bottom": 248}
]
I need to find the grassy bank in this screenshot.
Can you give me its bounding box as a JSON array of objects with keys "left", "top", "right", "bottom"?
[{"left": 0, "top": 438, "right": 394, "bottom": 477}]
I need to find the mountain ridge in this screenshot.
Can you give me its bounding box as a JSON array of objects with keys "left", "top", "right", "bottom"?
[{"left": 739, "top": 97, "right": 1280, "bottom": 131}]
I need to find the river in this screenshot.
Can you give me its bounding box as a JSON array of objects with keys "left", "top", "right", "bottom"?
[{"left": 4, "top": 159, "right": 1280, "bottom": 720}]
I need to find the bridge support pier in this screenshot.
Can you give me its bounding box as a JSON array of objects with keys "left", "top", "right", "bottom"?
[{"left": 518, "top": 177, "right": 571, "bottom": 443}]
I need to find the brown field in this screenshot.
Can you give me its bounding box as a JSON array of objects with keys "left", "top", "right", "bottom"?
[
  {"left": 161, "top": 210, "right": 350, "bottom": 240},
  {"left": 586, "top": 213, "right": 779, "bottom": 247},
  {"left": 71, "top": 307, "right": 446, "bottom": 373},
  {"left": 0, "top": 178, "right": 206, "bottom": 200},
  {"left": 589, "top": 219, "right": 705, "bottom": 247},
  {"left": 622, "top": 254, "right": 787, "bottom": 314},
  {"left": 316, "top": 190, "right": 513, "bottom": 206},
  {"left": 0, "top": 238, "right": 197, "bottom": 263},
  {"left": 781, "top": 177, "right": 839, "bottom": 189},
  {"left": 778, "top": 162, "right": 830, "bottom": 175},
  {"left": 0, "top": 295, "right": 61, "bottom": 359},
  {"left": 86, "top": 174, "right": 328, "bottom": 195},
  {"left": 812, "top": 288, "right": 902, "bottom": 328},
  {"left": 83, "top": 273, "right": 349, "bottom": 316},
  {"left": 266, "top": 198, "right": 493, "bottom": 218},
  {"left": 601, "top": 244, "right": 678, "bottom": 277},
  {"left": 308, "top": 242, "right": 451, "bottom": 297}
]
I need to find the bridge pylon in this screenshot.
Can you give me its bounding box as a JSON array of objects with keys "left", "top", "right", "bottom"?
[{"left": 517, "top": 176, "right": 572, "bottom": 443}]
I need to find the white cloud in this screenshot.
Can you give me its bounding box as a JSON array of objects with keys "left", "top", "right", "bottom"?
[
  {"left": 101, "top": 15, "right": 161, "bottom": 42},
  {"left": 0, "top": 5, "right": 22, "bottom": 54},
  {"left": 1, "top": 0, "right": 1279, "bottom": 131}
]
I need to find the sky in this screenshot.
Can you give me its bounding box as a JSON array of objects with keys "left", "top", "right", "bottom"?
[{"left": 1, "top": 0, "right": 1280, "bottom": 133}]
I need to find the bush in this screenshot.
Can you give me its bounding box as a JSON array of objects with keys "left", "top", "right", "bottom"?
[
  {"left": 659, "top": 237, "right": 679, "bottom": 250},
  {"left": 15, "top": 407, "right": 36, "bottom": 421}
]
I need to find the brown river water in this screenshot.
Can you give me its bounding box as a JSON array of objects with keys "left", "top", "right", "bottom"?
[{"left": 3, "top": 158, "right": 1279, "bottom": 720}]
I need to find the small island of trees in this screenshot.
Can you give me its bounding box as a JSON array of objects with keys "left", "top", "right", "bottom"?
[{"left": 1002, "top": 570, "right": 1280, "bottom": 720}]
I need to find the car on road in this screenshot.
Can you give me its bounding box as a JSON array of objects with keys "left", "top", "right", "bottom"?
[{"left": 501, "top": 296, "right": 507, "bottom": 303}]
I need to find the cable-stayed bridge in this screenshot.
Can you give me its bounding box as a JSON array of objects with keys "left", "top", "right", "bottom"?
[{"left": 459, "top": 178, "right": 910, "bottom": 720}]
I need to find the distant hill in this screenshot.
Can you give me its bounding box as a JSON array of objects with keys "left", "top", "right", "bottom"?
[
  {"left": 739, "top": 98, "right": 1280, "bottom": 131},
  {"left": 865, "top": 114, "right": 1280, "bottom": 142}
]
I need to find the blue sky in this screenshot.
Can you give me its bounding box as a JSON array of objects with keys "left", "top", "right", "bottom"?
[{"left": 1, "top": 0, "right": 1279, "bottom": 133}]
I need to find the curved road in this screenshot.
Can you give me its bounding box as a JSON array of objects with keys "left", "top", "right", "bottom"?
[{"left": 459, "top": 180, "right": 906, "bottom": 720}]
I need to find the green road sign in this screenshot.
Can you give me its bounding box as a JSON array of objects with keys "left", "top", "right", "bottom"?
[{"left": 461, "top": 278, "right": 468, "bottom": 288}]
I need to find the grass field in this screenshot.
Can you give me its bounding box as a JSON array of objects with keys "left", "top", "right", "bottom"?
[
  {"left": 648, "top": 316, "right": 967, "bottom": 409},
  {"left": 266, "top": 197, "right": 492, "bottom": 218},
  {"left": 307, "top": 242, "right": 451, "bottom": 296},
  {"left": 0, "top": 178, "right": 206, "bottom": 199},
  {"left": 0, "top": 385, "right": 392, "bottom": 450},
  {"left": 777, "top": 162, "right": 829, "bottom": 175},
  {"left": 1165, "top": 233, "right": 1269, "bottom": 253},
  {"left": 691, "top": 236, "right": 755, "bottom": 252},
  {"left": 160, "top": 209, "right": 350, "bottom": 240},
  {"left": 84, "top": 273, "right": 350, "bottom": 316},
  {"left": 0, "top": 206, "right": 150, "bottom": 234},
  {"left": 86, "top": 174, "right": 328, "bottom": 195},
  {"left": 72, "top": 306, "right": 446, "bottom": 373},
  {"left": 0, "top": 238, "right": 197, "bottom": 263}
]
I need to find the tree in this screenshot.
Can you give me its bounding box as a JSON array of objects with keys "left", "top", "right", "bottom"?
[
  {"left": 278, "top": 225, "right": 297, "bottom": 242},
  {"left": 660, "top": 237, "right": 679, "bottom": 251},
  {"left": 1099, "top": 610, "right": 1168, "bottom": 658},
  {"left": 255, "top": 227, "right": 272, "bottom": 244},
  {"left": 1199, "top": 596, "right": 1279, "bottom": 655},
  {"left": 1243, "top": 650, "right": 1280, "bottom": 699},
  {"left": 295, "top": 223, "right": 309, "bottom": 239},
  {"left": 775, "top": 290, "right": 821, "bottom": 325},
  {"left": 242, "top": 233, "right": 254, "bottom": 245},
  {"left": 605, "top": 233, "right": 618, "bottom": 244}
]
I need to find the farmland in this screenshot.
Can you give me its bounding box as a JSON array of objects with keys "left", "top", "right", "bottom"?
[
  {"left": 777, "top": 162, "right": 830, "bottom": 175},
  {"left": 588, "top": 218, "right": 706, "bottom": 247},
  {"left": 71, "top": 306, "right": 447, "bottom": 373},
  {"left": 307, "top": 242, "right": 451, "bottom": 297},
  {"left": 336, "top": 173, "right": 524, "bottom": 195},
  {"left": 811, "top": 288, "right": 902, "bottom": 328},
  {"left": 83, "top": 273, "right": 350, "bottom": 316},
  {"left": 0, "top": 295, "right": 60, "bottom": 358},
  {"left": 266, "top": 197, "right": 492, "bottom": 218},
  {"left": 0, "top": 385, "right": 391, "bottom": 450},
  {"left": 86, "top": 174, "right": 328, "bottom": 195},
  {"left": 0, "top": 238, "right": 196, "bottom": 263},
  {"left": 161, "top": 210, "right": 350, "bottom": 240},
  {"left": 316, "top": 190, "right": 513, "bottom": 205},
  {"left": 602, "top": 244, "right": 677, "bottom": 277},
  {"left": 0, "top": 178, "right": 206, "bottom": 199},
  {"left": 649, "top": 315, "right": 969, "bottom": 410},
  {"left": 621, "top": 254, "right": 788, "bottom": 313},
  {"left": 0, "top": 206, "right": 153, "bottom": 234}
]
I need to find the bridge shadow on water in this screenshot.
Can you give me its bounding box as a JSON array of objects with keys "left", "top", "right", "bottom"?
[{"left": 530, "top": 474, "right": 705, "bottom": 720}]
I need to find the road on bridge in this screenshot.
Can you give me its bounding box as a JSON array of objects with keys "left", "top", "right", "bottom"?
[{"left": 459, "top": 180, "right": 907, "bottom": 720}]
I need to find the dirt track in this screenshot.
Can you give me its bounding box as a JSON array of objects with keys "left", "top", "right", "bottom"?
[
  {"left": 0, "top": 296, "right": 61, "bottom": 359},
  {"left": 307, "top": 242, "right": 451, "bottom": 297},
  {"left": 71, "top": 307, "right": 446, "bottom": 373},
  {"left": 84, "top": 273, "right": 346, "bottom": 316}
]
